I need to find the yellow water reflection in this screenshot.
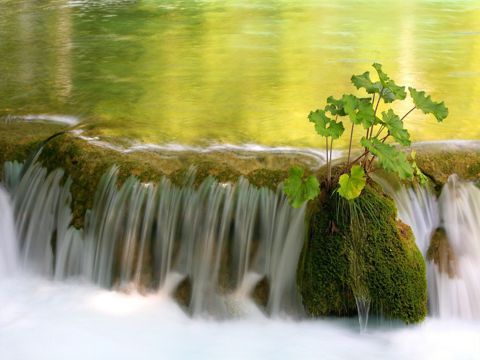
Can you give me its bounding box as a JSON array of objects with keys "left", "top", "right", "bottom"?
[{"left": 0, "top": 0, "right": 479, "bottom": 147}]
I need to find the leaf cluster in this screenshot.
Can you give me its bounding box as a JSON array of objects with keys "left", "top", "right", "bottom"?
[{"left": 285, "top": 63, "right": 448, "bottom": 207}]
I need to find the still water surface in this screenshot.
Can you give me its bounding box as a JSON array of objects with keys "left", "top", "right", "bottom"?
[{"left": 0, "top": 0, "right": 479, "bottom": 147}]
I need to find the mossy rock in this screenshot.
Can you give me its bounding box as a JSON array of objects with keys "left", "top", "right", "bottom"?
[
  {"left": 1, "top": 122, "right": 317, "bottom": 228},
  {"left": 298, "top": 184, "right": 427, "bottom": 324},
  {"left": 413, "top": 143, "right": 480, "bottom": 186},
  {"left": 0, "top": 121, "right": 67, "bottom": 177}
]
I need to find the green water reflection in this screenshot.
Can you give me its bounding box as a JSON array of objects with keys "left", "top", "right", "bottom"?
[{"left": 0, "top": 0, "right": 479, "bottom": 147}]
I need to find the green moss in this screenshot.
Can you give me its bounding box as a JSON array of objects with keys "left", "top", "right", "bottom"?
[
  {"left": 299, "top": 184, "right": 427, "bottom": 324},
  {"left": 0, "top": 121, "right": 67, "bottom": 177},
  {"left": 415, "top": 148, "right": 480, "bottom": 186},
  {"left": 38, "top": 134, "right": 168, "bottom": 228},
  {"left": 2, "top": 129, "right": 311, "bottom": 227},
  {"left": 246, "top": 168, "right": 288, "bottom": 190}
]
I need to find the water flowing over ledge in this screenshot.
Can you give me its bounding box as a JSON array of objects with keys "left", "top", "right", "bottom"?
[
  {"left": 3, "top": 152, "right": 480, "bottom": 322},
  {"left": 376, "top": 175, "right": 480, "bottom": 319},
  {"left": 1, "top": 163, "right": 480, "bottom": 359},
  {"left": 3, "top": 159, "right": 305, "bottom": 318}
]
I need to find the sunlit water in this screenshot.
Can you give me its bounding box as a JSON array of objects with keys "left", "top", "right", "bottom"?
[
  {"left": 0, "top": 277, "right": 479, "bottom": 360},
  {"left": 0, "top": 0, "right": 479, "bottom": 146}
]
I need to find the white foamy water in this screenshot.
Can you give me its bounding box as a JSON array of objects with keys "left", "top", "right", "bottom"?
[
  {"left": 0, "top": 276, "right": 479, "bottom": 360},
  {"left": 2, "top": 114, "right": 80, "bottom": 126}
]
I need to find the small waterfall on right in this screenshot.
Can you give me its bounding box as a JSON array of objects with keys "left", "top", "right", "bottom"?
[
  {"left": 432, "top": 175, "right": 480, "bottom": 318},
  {"left": 378, "top": 174, "right": 480, "bottom": 319}
]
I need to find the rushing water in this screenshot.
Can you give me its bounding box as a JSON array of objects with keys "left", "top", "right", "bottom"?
[
  {"left": 377, "top": 175, "right": 480, "bottom": 320},
  {"left": 2, "top": 159, "right": 480, "bottom": 358},
  {"left": 1, "top": 0, "right": 479, "bottom": 146},
  {"left": 0, "top": 186, "right": 18, "bottom": 277},
  {"left": 3, "top": 159, "right": 306, "bottom": 317}
]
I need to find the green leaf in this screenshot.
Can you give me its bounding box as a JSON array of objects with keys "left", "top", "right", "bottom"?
[
  {"left": 381, "top": 80, "right": 407, "bottom": 103},
  {"left": 308, "top": 110, "right": 345, "bottom": 139},
  {"left": 339, "top": 95, "right": 376, "bottom": 129},
  {"left": 338, "top": 165, "right": 366, "bottom": 201},
  {"left": 325, "top": 96, "right": 347, "bottom": 116},
  {"left": 381, "top": 109, "right": 411, "bottom": 146},
  {"left": 341, "top": 94, "right": 358, "bottom": 119},
  {"left": 356, "top": 98, "right": 376, "bottom": 129},
  {"left": 372, "top": 63, "right": 406, "bottom": 103},
  {"left": 408, "top": 87, "right": 449, "bottom": 122},
  {"left": 351, "top": 72, "right": 382, "bottom": 94},
  {"left": 361, "top": 138, "right": 414, "bottom": 179},
  {"left": 372, "top": 63, "right": 390, "bottom": 87},
  {"left": 283, "top": 167, "right": 320, "bottom": 208}
]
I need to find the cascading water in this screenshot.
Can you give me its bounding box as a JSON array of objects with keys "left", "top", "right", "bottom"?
[
  {"left": 376, "top": 174, "right": 480, "bottom": 319},
  {"left": 433, "top": 175, "right": 480, "bottom": 318},
  {"left": 0, "top": 185, "right": 18, "bottom": 277},
  {"left": 2, "top": 159, "right": 305, "bottom": 318},
  {"left": 6, "top": 160, "right": 77, "bottom": 277}
]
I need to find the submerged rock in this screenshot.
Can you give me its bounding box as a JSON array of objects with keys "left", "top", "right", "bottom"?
[
  {"left": 174, "top": 277, "right": 192, "bottom": 309},
  {"left": 427, "top": 228, "right": 457, "bottom": 278},
  {"left": 252, "top": 276, "right": 270, "bottom": 309},
  {"left": 298, "top": 184, "right": 427, "bottom": 324}
]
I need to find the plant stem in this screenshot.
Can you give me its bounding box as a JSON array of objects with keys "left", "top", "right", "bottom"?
[
  {"left": 374, "top": 125, "right": 385, "bottom": 138},
  {"left": 350, "top": 150, "right": 369, "bottom": 165},
  {"left": 367, "top": 155, "right": 376, "bottom": 171},
  {"left": 400, "top": 106, "right": 416, "bottom": 121},
  {"left": 325, "top": 137, "right": 329, "bottom": 187},
  {"left": 347, "top": 123, "right": 354, "bottom": 164},
  {"left": 361, "top": 90, "right": 383, "bottom": 168},
  {"left": 373, "top": 90, "right": 383, "bottom": 118},
  {"left": 329, "top": 137, "right": 333, "bottom": 186}
]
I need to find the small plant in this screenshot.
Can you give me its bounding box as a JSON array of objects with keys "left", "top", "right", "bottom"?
[{"left": 284, "top": 63, "right": 448, "bottom": 207}]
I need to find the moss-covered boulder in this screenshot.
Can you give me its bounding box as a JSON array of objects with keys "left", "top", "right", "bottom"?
[{"left": 298, "top": 184, "right": 427, "bottom": 324}]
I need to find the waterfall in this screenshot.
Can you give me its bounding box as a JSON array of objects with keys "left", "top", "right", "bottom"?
[
  {"left": 377, "top": 174, "right": 480, "bottom": 319},
  {"left": 432, "top": 175, "right": 480, "bottom": 318},
  {"left": 2, "top": 159, "right": 305, "bottom": 318},
  {"left": 0, "top": 185, "right": 18, "bottom": 277},
  {"left": 4, "top": 160, "right": 79, "bottom": 277}
]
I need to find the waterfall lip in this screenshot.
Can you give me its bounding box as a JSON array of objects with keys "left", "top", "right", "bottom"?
[
  {"left": 411, "top": 139, "right": 480, "bottom": 150},
  {"left": 2, "top": 114, "right": 80, "bottom": 126},
  {"left": 69, "top": 129, "right": 336, "bottom": 169}
]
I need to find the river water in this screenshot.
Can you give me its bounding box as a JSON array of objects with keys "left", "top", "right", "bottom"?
[{"left": 0, "top": 0, "right": 479, "bottom": 146}]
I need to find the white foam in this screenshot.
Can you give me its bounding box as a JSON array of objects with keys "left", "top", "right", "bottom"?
[
  {"left": 2, "top": 114, "right": 80, "bottom": 126},
  {"left": 0, "top": 277, "right": 479, "bottom": 360}
]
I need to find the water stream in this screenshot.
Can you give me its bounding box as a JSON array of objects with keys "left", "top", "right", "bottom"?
[
  {"left": 2, "top": 160, "right": 305, "bottom": 318},
  {"left": 2, "top": 160, "right": 480, "bottom": 358},
  {"left": 377, "top": 175, "right": 480, "bottom": 319}
]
